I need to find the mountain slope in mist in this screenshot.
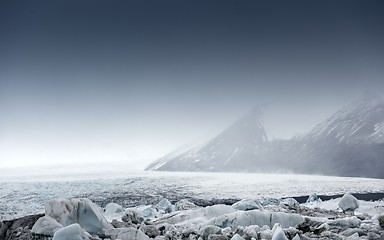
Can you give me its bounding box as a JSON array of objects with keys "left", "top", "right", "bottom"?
[
  {"left": 289, "top": 92, "right": 384, "bottom": 178},
  {"left": 147, "top": 107, "right": 268, "bottom": 171},
  {"left": 146, "top": 93, "right": 384, "bottom": 178}
]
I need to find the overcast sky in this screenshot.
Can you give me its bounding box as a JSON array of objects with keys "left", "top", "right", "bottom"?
[{"left": 1, "top": 0, "right": 383, "bottom": 168}]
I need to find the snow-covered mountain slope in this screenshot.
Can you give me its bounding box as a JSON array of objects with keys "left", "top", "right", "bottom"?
[
  {"left": 301, "top": 91, "right": 384, "bottom": 145},
  {"left": 290, "top": 92, "right": 384, "bottom": 178},
  {"left": 146, "top": 93, "right": 384, "bottom": 178},
  {"left": 146, "top": 107, "right": 268, "bottom": 171}
]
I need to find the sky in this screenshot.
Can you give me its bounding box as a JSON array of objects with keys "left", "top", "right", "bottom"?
[{"left": 1, "top": 0, "right": 384, "bottom": 168}]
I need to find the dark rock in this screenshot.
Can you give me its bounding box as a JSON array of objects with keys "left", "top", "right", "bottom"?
[
  {"left": 199, "top": 225, "right": 221, "bottom": 238},
  {"left": 378, "top": 215, "right": 384, "bottom": 229},
  {"left": 0, "top": 213, "right": 44, "bottom": 240},
  {"left": 340, "top": 228, "right": 366, "bottom": 237},
  {"left": 320, "top": 230, "right": 343, "bottom": 240},
  {"left": 367, "top": 231, "right": 381, "bottom": 239},
  {"left": 296, "top": 217, "right": 324, "bottom": 234},
  {"left": 141, "top": 224, "right": 161, "bottom": 238},
  {"left": 279, "top": 198, "right": 300, "bottom": 211},
  {"left": 111, "top": 219, "right": 127, "bottom": 228},
  {"left": 122, "top": 209, "right": 144, "bottom": 224}
]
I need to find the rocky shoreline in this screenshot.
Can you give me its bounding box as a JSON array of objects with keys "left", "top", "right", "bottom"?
[{"left": 1, "top": 193, "right": 383, "bottom": 240}]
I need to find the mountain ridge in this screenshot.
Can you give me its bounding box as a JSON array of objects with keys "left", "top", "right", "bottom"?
[{"left": 146, "top": 93, "right": 384, "bottom": 178}]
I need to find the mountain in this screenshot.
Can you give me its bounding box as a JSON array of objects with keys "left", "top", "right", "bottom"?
[
  {"left": 146, "top": 107, "right": 269, "bottom": 171},
  {"left": 301, "top": 91, "right": 384, "bottom": 145},
  {"left": 146, "top": 93, "right": 384, "bottom": 178},
  {"left": 290, "top": 91, "right": 384, "bottom": 178}
]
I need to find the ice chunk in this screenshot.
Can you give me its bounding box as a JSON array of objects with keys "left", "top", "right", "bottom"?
[
  {"left": 231, "top": 233, "right": 245, "bottom": 240},
  {"left": 341, "top": 228, "right": 366, "bottom": 237},
  {"left": 338, "top": 193, "right": 359, "bottom": 213},
  {"left": 156, "top": 198, "right": 173, "bottom": 214},
  {"left": 105, "top": 227, "right": 150, "bottom": 240},
  {"left": 260, "top": 228, "right": 273, "bottom": 239},
  {"left": 52, "top": 223, "right": 90, "bottom": 240},
  {"left": 45, "top": 198, "right": 112, "bottom": 236},
  {"left": 31, "top": 215, "right": 63, "bottom": 236},
  {"left": 243, "top": 225, "right": 259, "bottom": 239},
  {"left": 306, "top": 193, "right": 321, "bottom": 204},
  {"left": 259, "top": 197, "right": 280, "bottom": 206},
  {"left": 152, "top": 204, "right": 236, "bottom": 225},
  {"left": 199, "top": 225, "right": 221, "bottom": 238},
  {"left": 346, "top": 232, "right": 360, "bottom": 240},
  {"left": 272, "top": 224, "right": 288, "bottom": 240},
  {"left": 292, "top": 234, "right": 300, "bottom": 240},
  {"left": 76, "top": 198, "right": 113, "bottom": 236},
  {"left": 232, "top": 199, "right": 263, "bottom": 211},
  {"left": 137, "top": 205, "right": 157, "bottom": 219},
  {"left": 271, "top": 212, "right": 304, "bottom": 228},
  {"left": 45, "top": 198, "right": 78, "bottom": 226},
  {"left": 105, "top": 202, "right": 123, "bottom": 215},
  {"left": 104, "top": 202, "right": 124, "bottom": 222},
  {"left": 117, "top": 228, "right": 150, "bottom": 240},
  {"left": 325, "top": 216, "right": 361, "bottom": 229},
  {"left": 279, "top": 198, "right": 300, "bottom": 211},
  {"left": 175, "top": 199, "right": 197, "bottom": 211},
  {"left": 122, "top": 208, "right": 144, "bottom": 224},
  {"left": 205, "top": 210, "right": 304, "bottom": 229}
]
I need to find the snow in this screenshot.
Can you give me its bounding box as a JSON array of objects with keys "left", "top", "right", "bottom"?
[
  {"left": 1, "top": 170, "right": 384, "bottom": 221},
  {"left": 224, "top": 147, "right": 240, "bottom": 165},
  {"left": 151, "top": 161, "right": 167, "bottom": 170}
]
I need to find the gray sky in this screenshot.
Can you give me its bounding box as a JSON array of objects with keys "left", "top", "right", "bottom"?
[{"left": 1, "top": 0, "right": 383, "bottom": 168}]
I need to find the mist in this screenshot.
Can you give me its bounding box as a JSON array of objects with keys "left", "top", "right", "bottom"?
[{"left": 1, "top": 0, "right": 383, "bottom": 169}]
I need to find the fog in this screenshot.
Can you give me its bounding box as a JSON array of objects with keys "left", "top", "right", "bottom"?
[{"left": 1, "top": 0, "right": 383, "bottom": 169}]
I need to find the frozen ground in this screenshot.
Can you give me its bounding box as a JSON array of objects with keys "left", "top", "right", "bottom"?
[{"left": 1, "top": 165, "right": 384, "bottom": 221}]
